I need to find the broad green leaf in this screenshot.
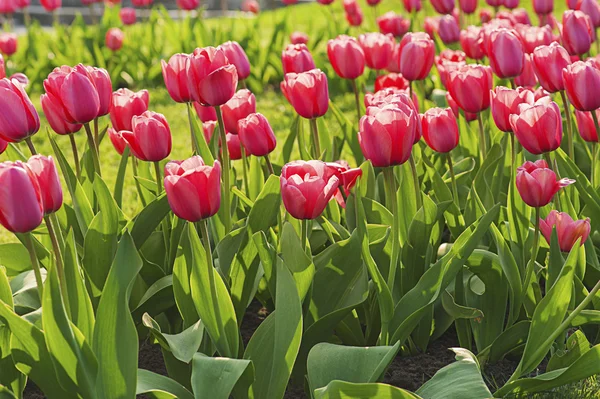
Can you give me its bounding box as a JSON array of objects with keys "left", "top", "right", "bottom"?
[
  {"left": 441, "top": 290, "right": 483, "bottom": 320},
  {"left": 113, "top": 147, "right": 130, "bottom": 209},
  {"left": 191, "top": 354, "right": 254, "bottom": 399},
  {"left": 130, "top": 194, "right": 171, "bottom": 249},
  {"left": 173, "top": 232, "right": 198, "bottom": 326},
  {"left": 136, "top": 369, "right": 194, "bottom": 399},
  {"left": 0, "top": 268, "right": 24, "bottom": 396},
  {"left": 93, "top": 233, "right": 143, "bottom": 399},
  {"left": 143, "top": 313, "right": 204, "bottom": 364},
  {"left": 187, "top": 103, "right": 215, "bottom": 163},
  {"left": 0, "top": 243, "right": 32, "bottom": 275},
  {"left": 546, "top": 330, "right": 590, "bottom": 372},
  {"left": 314, "top": 381, "right": 421, "bottom": 399},
  {"left": 477, "top": 320, "right": 530, "bottom": 366},
  {"left": 248, "top": 155, "right": 263, "bottom": 201},
  {"left": 279, "top": 222, "right": 315, "bottom": 301},
  {"left": 132, "top": 275, "right": 175, "bottom": 322}
]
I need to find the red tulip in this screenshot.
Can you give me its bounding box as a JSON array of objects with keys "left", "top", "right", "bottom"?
[
  {"left": 486, "top": 29, "right": 525, "bottom": 78},
  {"left": 447, "top": 64, "right": 493, "bottom": 114},
  {"left": 221, "top": 89, "right": 256, "bottom": 134},
  {"left": 563, "top": 61, "right": 600, "bottom": 111},
  {"left": 438, "top": 15, "right": 460, "bottom": 44},
  {"left": 519, "top": 25, "right": 554, "bottom": 53},
  {"left": 424, "top": 17, "right": 440, "bottom": 39},
  {"left": 0, "top": 78, "right": 40, "bottom": 143},
  {"left": 533, "top": 0, "right": 553, "bottom": 15},
  {"left": 219, "top": 41, "right": 251, "bottom": 81},
  {"left": 237, "top": 113, "right": 277, "bottom": 157},
  {"left": 40, "top": 0, "right": 60, "bottom": 11},
  {"left": 281, "top": 69, "right": 329, "bottom": 119},
  {"left": 480, "top": 8, "right": 492, "bottom": 23},
  {"left": 431, "top": 0, "right": 455, "bottom": 14},
  {"left": 387, "top": 42, "right": 402, "bottom": 73},
  {"left": 119, "top": 7, "right": 136, "bottom": 25},
  {"left": 491, "top": 86, "right": 534, "bottom": 132},
  {"left": 86, "top": 66, "right": 111, "bottom": 117},
  {"left": 366, "top": 0, "right": 380, "bottom": 6},
  {"left": 516, "top": 160, "right": 574, "bottom": 208},
  {"left": 194, "top": 102, "right": 217, "bottom": 122},
  {"left": 399, "top": 32, "right": 435, "bottom": 81},
  {"left": 533, "top": 86, "right": 550, "bottom": 100},
  {"left": 358, "top": 33, "right": 395, "bottom": 71},
  {"left": 110, "top": 88, "right": 149, "bottom": 132},
  {"left": 375, "top": 73, "right": 409, "bottom": 92},
  {"left": 512, "top": 8, "right": 531, "bottom": 24},
  {"left": 105, "top": 27, "right": 124, "bottom": 51},
  {"left": 459, "top": 0, "right": 477, "bottom": 14},
  {"left": 567, "top": 0, "right": 578, "bottom": 9},
  {"left": 496, "top": 10, "right": 518, "bottom": 25},
  {"left": 132, "top": 0, "right": 152, "bottom": 6},
  {"left": 0, "top": 33, "right": 17, "bottom": 56},
  {"left": 27, "top": 155, "right": 63, "bottom": 215},
  {"left": 359, "top": 103, "right": 417, "bottom": 167},
  {"left": 509, "top": 98, "right": 562, "bottom": 154},
  {"left": 317, "top": 0, "right": 334, "bottom": 4},
  {"left": 0, "top": 138, "right": 6, "bottom": 155},
  {"left": 164, "top": 156, "right": 221, "bottom": 221},
  {"left": 108, "top": 128, "right": 128, "bottom": 155},
  {"left": 446, "top": 92, "right": 477, "bottom": 121},
  {"left": 226, "top": 133, "right": 242, "bottom": 160},
  {"left": 365, "top": 88, "right": 420, "bottom": 115},
  {"left": 281, "top": 43, "right": 316, "bottom": 75},
  {"left": 0, "top": 161, "right": 44, "bottom": 233},
  {"left": 290, "top": 31, "right": 309, "bottom": 45},
  {"left": 421, "top": 107, "right": 459, "bottom": 153},
  {"left": 504, "top": 0, "right": 519, "bottom": 9},
  {"left": 343, "top": 0, "right": 359, "bottom": 13},
  {"left": 514, "top": 53, "right": 537, "bottom": 87},
  {"left": 122, "top": 111, "right": 172, "bottom": 162},
  {"left": 460, "top": 26, "right": 485, "bottom": 60},
  {"left": 162, "top": 53, "right": 192, "bottom": 103},
  {"left": 346, "top": 9, "right": 364, "bottom": 26},
  {"left": 562, "top": 10, "right": 593, "bottom": 56},
  {"left": 202, "top": 121, "right": 217, "bottom": 143},
  {"left": 187, "top": 46, "right": 238, "bottom": 106},
  {"left": 282, "top": 0, "right": 298, "bottom": 5},
  {"left": 436, "top": 58, "right": 465, "bottom": 89},
  {"left": 540, "top": 211, "right": 590, "bottom": 252},
  {"left": 531, "top": 43, "right": 571, "bottom": 93},
  {"left": 485, "top": 0, "right": 501, "bottom": 7},
  {"left": 241, "top": 0, "right": 259, "bottom": 13},
  {"left": 402, "top": 0, "right": 421, "bottom": 12},
  {"left": 176, "top": 0, "right": 198, "bottom": 10},
  {"left": 377, "top": 12, "right": 411, "bottom": 37},
  {"left": 280, "top": 160, "right": 340, "bottom": 220},
  {"left": 41, "top": 91, "right": 82, "bottom": 135},
  {"left": 0, "top": 0, "right": 17, "bottom": 13},
  {"left": 327, "top": 35, "right": 366, "bottom": 80},
  {"left": 574, "top": 109, "right": 600, "bottom": 142}
]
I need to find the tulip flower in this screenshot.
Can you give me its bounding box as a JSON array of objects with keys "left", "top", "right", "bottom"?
[
  {"left": 421, "top": 107, "right": 459, "bottom": 153},
  {"left": 194, "top": 102, "right": 217, "bottom": 122},
  {"left": 512, "top": 8, "right": 531, "bottom": 24},
  {"left": 486, "top": 29, "right": 525, "bottom": 79},
  {"left": 562, "top": 61, "right": 600, "bottom": 112},
  {"left": 317, "top": 0, "right": 334, "bottom": 4},
  {"left": 0, "top": 33, "right": 16, "bottom": 56},
  {"left": 532, "top": 43, "right": 571, "bottom": 93},
  {"left": 479, "top": 8, "right": 492, "bottom": 23},
  {"left": 436, "top": 58, "right": 466, "bottom": 89},
  {"left": 176, "top": 0, "right": 199, "bottom": 10},
  {"left": 122, "top": 111, "right": 172, "bottom": 162},
  {"left": 377, "top": 12, "right": 410, "bottom": 37},
  {"left": 365, "top": 88, "right": 420, "bottom": 116},
  {"left": 375, "top": 73, "right": 409, "bottom": 92},
  {"left": 399, "top": 32, "right": 435, "bottom": 81},
  {"left": 577, "top": 0, "right": 600, "bottom": 28},
  {"left": 424, "top": 17, "right": 440, "bottom": 39},
  {"left": 0, "top": 78, "right": 40, "bottom": 145},
  {"left": 504, "top": 0, "right": 518, "bottom": 8},
  {"left": 40, "top": 0, "right": 60, "bottom": 11},
  {"left": 327, "top": 35, "right": 366, "bottom": 80},
  {"left": 438, "top": 15, "right": 460, "bottom": 44},
  {"left": 540, "top": 211, "right": 590, "bottom": 252},
  {"left": 27, "top": 155, "right": 63, "bottom": 215},
  {"left": 0, "top": 0, "right": 17, "bottom": 13},
  {"left": 108, "top": 128, "right": 128, "bottom": 155},
  {"left": 519, "top": 26, "right": 554, "bottom": 54},
  {"left": 431, "top": 0, "right": 454, "bottom": 14},
  {"left": 221, "top": 89, "right": 256, "bottom": 134},
  {"left": 358, "top": 33, "right": 395, "bottom": 71},
  {"left": 491, "top": 86, "right": 534, "bottom": 133},
  {"left": 290, "top": 32, "right": 309, "bottom": 45},
  {"left": 202, "top": 121, "right": 217, "bottom": 143},
  {"left": 567, "top": 0, "right": 578, "bottom": 9},
  {"left": 509, "top": 99, "right": 563, "bottom": 154},
  {"left": 514, "top": 54, "right": 537, "bottom": 88},
  {"left": 281, "top": 43, "right": 316, "bottom": 75},
  {"left": 110, "top": 88, "right": 150, "bottom": 131},
  {"left": 219, "top": 41, "right": 251, "bottom": 81},
  {"left": 459, "top": 0, "right": 477, "bottom": 14},
  {"left": 226, "top": 133, "right": 242, "bottom": 160},
  {"left": 0, "top": 160, "right": 44, "bottom": 233},
  {"left": 446, "top": 92, "right": 477, "bottom": 122},
  {"left": 496, "top": 10, "right": 518, "bottom": 24},
  {"left": 238, "top": 113, "right": 277, "bottom": 170},
  {"left": 402, "top": 0, "right": 421, "bottom": 13},
  {"left": 164, "top": 156, "right": 221, "bottom": 222},
  {"left": 241, "top": 0, "right": 259, "bottom": 13},
  {"left": 105, "top": 27, "right": 124, "bottom": 51},
  {"left": 132, "top": 0, "right": 152, "bottom": 6},
  {"left": 346, "top": 9, "right": 364, "bottom": 26},
  {"left": 162, "top": 53, "right": 193, "bottom": 103},
  {"left": 533, "top": 0, "right": 552, "bottom": 15},
  {"left": 575, "top": 109, "right": 600, "bottom": 142},
  {"left": 343, "top": 0, "right": 359, "bottom": 13},
  {"left": 280, "top": 160, "right": 340, "bottom": 220},
  {"left": 0, "top": 137, "right": 6, "bottom": 155},
  {"left": 562, "top": 10, "right": 593, "bottom": 56},
  {"left": 119, "top": 7, "right": 136, "bottom": 24},
  {"left": 87, "top": 66, "right": 111, "bottom": 118},
  {"left": 447, "top": 64, "right": 493, "bottom": 114},
  {"left": 40, "top": 91, "right": 82, "bottom": 136},
  {"left": 460, "top": 26, "right": 485, "bottom": 60},
  {"left": 516, "top": 160, "right": 574, "bottom": 208},
  {"left": 187, "top": 46, "right": 238, "bottom": 107},
  {"left": 0, "top": 55, "right": 4, "bottom": 79}
]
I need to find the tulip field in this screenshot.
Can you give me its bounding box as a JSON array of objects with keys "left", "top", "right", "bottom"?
[{"left": 4, "top": 0, "right": 600, "bottom": 397}]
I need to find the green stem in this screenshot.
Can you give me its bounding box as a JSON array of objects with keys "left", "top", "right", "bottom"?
[
  {"left": 131, "top": 157, "right": 147, "bottom": 207},
  {"left": 69, "top": 134, "right": 81, "bottom": 180},
  {"left": 383, "top": 167, "right": 400, "bottom": 293},
  {"left": 590, "top": 111, "right": 600, "bottom": 187},
  {"left": 241, "top": 145, "right": 250, "bottom": 196},
  {"left": 476, "top": 112, "right": 487, "bottom": 164},
  {"left": 351, "top": 79, "right": 362, "bottom": 128},
  {"left": 510, "top": 132, "right": 516, "bottom": 172},
  {"left": 84, "top": 123, "right": 102, "bottom": 178},
  {"left": 44, "top": 215, "right": 70, "bottom": 317},
  {"left": 522, "top": 207, "right": 541, "bottom": 310},
  {"left": 186, "top": 102, "right": 198, "bottom": 154},
  {"left": 154, "top": 161, "right": 163, "bottom": 194},
  {"left": 309, "top": 118, "right": 322, "bottom": 159},
  {"left": 560, "top": 91, "right": 575, "bottom": 160},
  {"left": 240, "top": 79, "right": 247, "bottom": 90},
  {"left": 215, "top": 106, "right": 232, "bottom": 232},
  {"left": 24, "top": 233, "right": 44, "bottom": 301},
  {"left": 447, "top": 153, "right": 459, "bottom": 207},
  {"left": 509, "top": 78, "right": 516, "bottom": 89},
  {"left": 25, "top": 137, "right": 37, "bottom": 156},
  {"left": 409, "top": 154, "right": 423, "bottom": 211},
  {"left": 94, "top": 118, "right": 99, "bottom": 157},
  {"left": 264, "top": 154, "right": 274, "bottom": 175},
  {"left": 301, "top": 218, "right": 309, "bottom": 255}
]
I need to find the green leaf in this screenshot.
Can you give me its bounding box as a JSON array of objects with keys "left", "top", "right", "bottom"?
[
  {"left": 314, "top": 381, "right": 421, "bottom": 399},
  {"left": 477, "top": 320, "right": 530, "bottom": 366},
  {"left": 244, "top": 259, "right": 302, "bottom": 399},
  {"left": 0, "top": 267, "right": 24, "bottom": 396},
  {"left": 246, "top": 174, "right": 281, "bottom": 235},
  {"left": 130, "top": 194, "right": 172, "bottom": 249},
  {"left": 93, "top": 233, "right": 143, "bottom": 399},
  {"left": 113, "top": 148, "right": 130, "bottom": 209},
  {"left": 279, "top": 222, "right": 315, "bottom": 301},
  {"left": 307, "top": 341, "right": 400, "bottom": 396},
  {"left": 143, "top": 313, "right": 204, "bottom": 364},
  {"left": 191, "top": 354, "right": 254, "bottom": 399},
  {"left": 0, "top": 243, "right": 32, "bottom": 276},
  {"left": 547, "top": 330, "right": 591, "bottom": 372},
  {"left": 132, "top": 275, "right": 175, "bottom": 322},
  {"left": 136, "top": 369, "right": 194, "bottom": 399},
  {"left": 441, "top": 290, "right": 483, "bottom": 320}
]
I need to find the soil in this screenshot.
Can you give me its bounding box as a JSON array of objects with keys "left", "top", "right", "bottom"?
[{"left": 22, "top": 301, "right": 528, "bottom": 399}]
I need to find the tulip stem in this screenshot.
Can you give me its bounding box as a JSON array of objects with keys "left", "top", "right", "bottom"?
[
  {"left": 509, "top": 78, "right": 516, "bottom": 90},
  {"left": 240, "top": 79, "right": 247, "bottom": 90},
  {"left": 241, "top": 145, "right": 250, "bottom": 197},
  {"left": 154, "top": 161, "right": 163, "bottom": 194},
  {"left": 154, "top": 161, "right": 170, "bottom": 255},
  {"left": 215, "top": 106, "right": 232, "bottom": 232},
  {"left": 351, "top": 79, "right": 362, "bottom": 127},
  {"left": 409, "top": 154, "right": 423, "bottom": 211},
  {"left": 522, "top": 207, "right": 540, "bottom": 313},
  {"left": 84, "top": 123, "right": 102, "bottom": 178},
  {"left": 590, "top": 110, "right": 600, "bottom": 187},
  {"left": 301, "top": 219, "right": 309, "bottom": 255},
  {"left": 131, "top": 157, "right": 147, "bottom": 207},
  {"left": 383, "top": 167, "right": 400, "bottom": 294},
  {"left": 44, "top": 215, "right": 70, "bottom": 317},
  {"left": 264, "top": 154, "right": 275, "bottom": 175},
  {"left": 476, "top": 112, "right": 487, "bottom": 163},
  {"left": 560, "top": 90, "right": 575, "bottom": 159},
  {"left": 68, "top": 134, "right": 81, "bottom": 180},
  {"left": 94, "top": 118, "right": 100, "bottom": 157},
  {"left": 186, "top": 102, "right": 199, "bottom": 155},
  {"left": 25, "top": 138, "right": 37, "bottom": 156},
  {"left": 24, "top": 233, "right": 44, "bottom": 302},
  {"left": 447, "top": 153, "right": 459, "bottom": 207},
  {"left": 309, "top": 118, "right": 322, "bottom": 159}
]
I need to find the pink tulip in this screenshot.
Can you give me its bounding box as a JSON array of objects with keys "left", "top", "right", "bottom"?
[
  {"left": 562, "top": 10, "right": 594, "bottom": 56},
  {"left": 187, "top": 46, "right": 238, "bottom": 106},
  {"left": 431, "top": 0, "right": 455, "bottom": 14},
  {"left": 0, "top": 78, "right": 40, "bottom": 143},
  {"left": 375, "top": 73, "right": 409, "bottom": 92},
  {"left": 327, "top": 35, "right": 366, "bottom": 80},
  {"left": 447, "top": 92, "right": 477, "bottom": 121},
  {"left": 532, "top": 42, "right": 571, "bottom": 93},
  {"left": 346, "top": 9, "right": 364, "bottom": 26},
  {"left": 424, "top": 17, "right": 440, "bottom": 39},
  {"left": 0, "top": 0, "right": 17, "bottom": 13},
  {"left": 162, "top": 53, "right": 193, "bottom": 103},
  {"left": 40, "top": 0, "right": 60, "bottom": 11},
  {"left": 402, "top": 0, "right": 421, "bottom": 12},
  {"left": 486, "top": 28, "right": 525, "bottom": 78},
  {"left": 574, "top": 109, "right": 600, "bottom": 142},
  {"left": 120, "top": 7, "right": 136, "bottom": 25},
  {"left": 238, "top": 113, "right": 277, "bottom": 157},
  {"left": 562, "top": 61, "right": 600, "bottom": 111},
  {"left": 0, "top": 54, "right": 4, "bottom": 79},
  {"left": 281, "top": 43, "right": 315, "bottom": 75},
  {"left": 242, "top": 0, "right": 259, "bottom": 13},
  {"left": 227, "top": 133, "right": 242, "bottom": 160},
  {"left": 447, "top": 64, "right": 493, "bottom": 114},
  {"left": 533, "top": 0, "right": 553, "bottom": 15},
  {"left": 27, "top": 155, "right": 63, "bottom": 215},
  {"left": 421, "top": 107, "right": 459, "bottom": 153},
  {"left": 540, "top": 211, "right": 590, "bottom": 252},
  {"left": 221, "top": 89, "right": 256, "bottom": 134},
  {"left": 110, "top": 88, "right": 149, "bottom": 131},
  {"left": 0, "top": 33, "right": 17, "bottom": 56},
  {"left": 219, "top": 41, "right": 251, "bottom": 81},
  {"left": 41, "top": 91, "right": 82, "bottom": 135},
  {"left": 459, "top": 0, "right": 477, "bottom": 14},
  {"left": 358, "top": 33, "right": 395, "bottom": 71},
  {"left": 512, "top": 8, "right": 531, "bottom": 24},
  {"left": 491, "top": 86, "right": 534, "bottom": 132},
  {"left": 194, "top": 102, "right": 217, "bottom": 122},
  {"left": 108, "top": 128, "right": 128, "bottom": 155},
  {"left": 377, "top": 12, "right": 411, "bottom": 37},
  {"left": 577, "top": 0, "right": 600, "bottom": 27},
  {"left": 514, "top": 53, "right": 538, "bottom": 87},
  {"left": 281, "top": 69, "right": 329, "bottom": 119},
  {"left": 480, "top": 8, "right": 492, "bottom": 23},
  {"left": 0, "top": 138, "right": 7, "bottom": 155},
  {"left": 460, "top": 26, "right": 485, "bottom": 60},
  {"left": 0, "top": 161, "right": 44, "bottom": 233},
  {"left": 399, "top": 32, "right": 435, "bottom": 81},
  {"left": 509, "top": 98, "right": 563, "bottom": 154},
  {"left": 105, "top": 27, "right": 124, "bottom": 51},
  {"left": 438, "top": 15, "right": 460, "bottom": 44},
  {"left": 519, "top": 25, "right": 554, "bottom": 53},
  {"left": 290, "top": 31, "right": 309, "bottom": 45},
  {"left": 122, "top": 111, "right": 172, "bottom": 162},
  {"left": 176, "top": 0, "right": 199, "bottom": 10},
  {"left": 516, "top": 160, "right": 574, "bottom": 208}
]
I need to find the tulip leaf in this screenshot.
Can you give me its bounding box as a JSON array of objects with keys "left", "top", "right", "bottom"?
[
  {"left": 0, "top": 386, "right": 18, "bottom": 399},
  {"left": 142, "top": 313, "right": 204, "bottom": 364},
  {"left": 136, "top": 369, "right": 194, "bottom": 399},
  {"left": 93, "top": 233, "right": 143, "bottom": 399},
  {"left": 172, "top": 231, "right": 199, "bottom": 326},
  {"left": 132, "top": 275, "right": 175, "bottom": 322},
  {"left": 113, "top": 147, "right": 130, "bottom": 209},
  {"left": 0, "top": 267, "right": 24, "bottom": 396},
  {"left": 547, "top": 330, "right": 591, "bottom": 372},
  {"left": 279, "top": 222, "right": 315, "bottom": 301},
  {"left": 441, "top": 290, "right": 483, "bottom": 320},
  {"left": 130, "top": 194, "right": 171, "bottom": 249},
  {"left": 248, "top": 155, "right": 263, "bottom": 201},
  {"left": 314, "top": 381, "right": 421, "bottom": 399},
  {"left": 0, "top": 243, "right": 33, "bottom": 276},
  {"left": 329, "top": 100, "right": 362, "bottom": 165},
  {"left": 478, "top": 320, "right": 531, "bottom": 366},
  {"left": 190, "top": 353, "right": 254, "bottom": 399}
]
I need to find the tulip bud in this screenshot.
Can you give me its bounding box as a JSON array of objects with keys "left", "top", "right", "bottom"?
[
  {"left": 447, "top": 64, "right": 493, "bottom": 114},
  {"left": 533, "top": 0, "right": 553, "bottom": 14},
  {"left": 346, "top": 9, "right": 364, "bottom": 26},
  {"left": 194, "top": 102, "right": 217, "bottom": 122},
  {"left": 459, "top": 0, "right": 477, "bottom": 14},
  {"left": 290, "top": 31, "right": 309, "bottom": 45},
  {"left": 187, "top": 46, "right": 238, "bottom": 106},
  {"left": 438, "top": 15, "right": 460, "bottom": 44},
  {"left": 504, "top": 0, "right": 518, "bottom": 8},
  {"left": 531, "top": 43, "right": 571, "bottom": 93},
  {"left": 280, "top": 160, "right": 340, "bottom": 220},
  {"left": 402, "top": 0, "right": 422, "bottom": 13},
  {"left": 27, "top": 155, "right": 63, "bottom": 215},
  {"left": 0, "top": 33, "right": 17, "bottom": 56},
  {"left": 110, "top": 88, "right": 149, "bottom": 131},
  {"left": 226, "top": 133, "right": 242, "bottom": 160},
  {"left": 238, "top": 113, "right": 277, "bottom": 157},
  {"left": 219, "top": 41, "right": 251, "bottom": 81},
  {"left": 509, "top": 99, "right": 562, "bottom": 154},
  {"left": 162, "top": 53, "right": 193, "bottom": 103},
  {"left": 562, "top": 10, "right": 593, "bottom": 56},
  {"left": 574, "top": 109, "right": 600, "bottom": 142},
  {"left": 491, "top": 86, "right": 534, "bottom": 132},
  {"left": 377, "top": 12, "right": 411, "bottom": 37},
  {"left": 358, "top": 33, "right": 395, "bottom": 71},
  {"left": 0, "top": 78, "right": 40, "bottom": 143},
  {"left": 221, "top": 89, "right": 256, "bottom": 134},
  {"left": 177, "top": 0, "right": 199, "bottom": 10},
  {"left": 0, "top": 0, "right": 17, "bottom": 13},
  {"left": 241, "top": 0, "right": 259, "bottom": 13},
  {"left": 281, "top": 43, "right": 316, "bottom": 75},
  {"left": 122, "top": 111, "right": 172, "bottom": 162},
  {"left": 41, "top": 92, "right": 82, "bottom": 135},
  {"left": 577, "top": 0, "right": 600, "bottom": 27},
  {"left": 120, "top": 7, "right": 136, "bottom": 25},
  {"left": 486, "top": 29, "right": 525, "bottom": 79},
  {"left": 281, "top": 69, "right": 329, "bottom": 119},
  {"left": 446, "top": 92, "right": 477, "bottom": 121},
  {"left": 0, "top": 161, "right": 45, "bottom": 233},
  {"left": 460, "top": 26, "right": 485, "bottom": 60},
  {"left": 375, "top": 73, "right": 409, "bottom": 92},
  {"left": 563, "top": 61, "right": 600, "bottom": 111},
  {"left": 105, "top": 28, "right": 124, "bottom": 52},
  {"left": 436, "top": 58, "right": 466, "bottom": 89},
  {"left": 40, "top": 0, "right": 60, "bottom": 11},
  {"left": 540, "top": 211, "right": 590, "bottom": 252},
  {"left": 327, "top": 35, "right": 366, "bottom": 80},
  {"left": 431, "top": 0, "right": 454, "bottom": 14},
  {"left": 421, "top": 107, "right": 459, "bottom": 153},
  {"left": 399, "top": 32, "right": 435, "bottom": 81},
  {"left": 343, "top": 0, "right": 359, "bottom": 13},
  {"left": 424, "top": 17, "right": 440, "bottom": 39},
  {"left": 479, "top": 8, "right": 492, "bottom": 23},
  {"left": 516, "top": 160, "right": 574, "bottom": 208},
  {"left": 164, "top": 156, "right": 221, "bottom": 222}
]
